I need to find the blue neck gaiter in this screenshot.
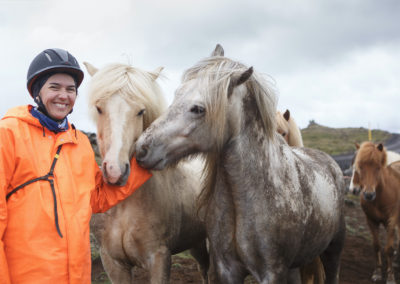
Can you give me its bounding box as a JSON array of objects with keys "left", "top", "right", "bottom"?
[{"left": 30, "top": 107, "right": 69, "bottom": 133}]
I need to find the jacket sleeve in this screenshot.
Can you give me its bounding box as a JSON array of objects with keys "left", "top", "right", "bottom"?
[
  {"left": 90, "top": 158, "right": 152, "bottom": 213},
  {"left": 0, "top": 126, "right": 15, "bottom": 284}
]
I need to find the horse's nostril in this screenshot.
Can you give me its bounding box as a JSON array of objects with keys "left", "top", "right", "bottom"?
[
  {"left": 363, "top": 191, "right": 376, "bottom": 201},
  {"left": 102, "top": 162, "right": 108, "bottom": 178},
  {"left": 136, "top": 146, "right": 148, "bottom": 160}
]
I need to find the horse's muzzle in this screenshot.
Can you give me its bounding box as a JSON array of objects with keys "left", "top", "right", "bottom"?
[
  {"left": 363, "top": 191, "right": 376, "bottom": 201},
  {"left": 103, "top": 162, "right": 130, "bottom": 186}
]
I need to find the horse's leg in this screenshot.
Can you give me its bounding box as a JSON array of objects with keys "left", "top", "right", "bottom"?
[
  {"left": 300, "top": 257, "right": 325, "bottom": 284},
  {"left": 148, "top": 245, "right": 172, "bottom": 284},
  {"left": 320, "top": 217, "right": 346, "bottom": 284},
  {"left": 287, "top": 268, "right": 301, "bottom": 284},
  {"left": 366, "top": 218, "right": 383, "bottom": 282},
  {"left": 257, "top": 265, "right": 290, "bottom": 284},
  {"left": 100, "top": 249, "right": 132, "bottom": 284},
  {"left": 384, "top": 222, "right": 396, "bottom": 284},
  {"left": 207, "top": 251, "right": 247, "bottom": 284},
  {"left": 190, "top": 239, "right": 209, "bottom": 284},
  {"left": 395, "top": 223, "right": 400, "bottom": 267}
]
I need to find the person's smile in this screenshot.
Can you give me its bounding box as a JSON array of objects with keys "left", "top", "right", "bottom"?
[{"left": 39, "top": 73, "right": 77, "bottom": 120}]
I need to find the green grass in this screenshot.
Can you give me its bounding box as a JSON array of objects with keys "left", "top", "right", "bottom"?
[{"left": 302, "top": 123, "right": 392, "bottom": 155}]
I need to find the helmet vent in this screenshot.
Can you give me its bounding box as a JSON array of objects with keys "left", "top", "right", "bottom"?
[{"left": 45, "top": 53, "right": 52, "bottom": 62}]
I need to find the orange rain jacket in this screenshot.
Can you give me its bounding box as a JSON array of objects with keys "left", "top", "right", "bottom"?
[{"left": 0, "top": 105, "right": 152, "bottom": 284}]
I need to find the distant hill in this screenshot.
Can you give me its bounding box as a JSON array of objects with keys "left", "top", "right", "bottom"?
[{"left": 301, "top": 122, "right": 393, "bottom": 156}]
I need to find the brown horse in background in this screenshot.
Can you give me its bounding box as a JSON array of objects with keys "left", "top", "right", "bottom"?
[
  {"left": 353, "top": 141, "right": 400, "bottom": 284},
  {"left": 349, "top": 143, "right": 400, "bottom": 194}
]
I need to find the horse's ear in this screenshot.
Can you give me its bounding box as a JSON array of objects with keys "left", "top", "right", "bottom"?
[
  {"left": 355, "top": 143, "right": 360, "bottom": 149},
  {"left": 228, "top": 67, "right": 253, "bottom": 96},
  {"left": 150, "top": 66, "right": 164, "bottom": 81},
  {"left": 211, "top": 44, "right": 224, "bottom": 57},
  {"left": 377, "top": 143, "right": 384, "bottom": 152},
  {"left": 83, "top": 62, "right": 99, "bottom": 77},
  {"left": 233, "top": 67, "right": 253, "bottom": 86},
  {"left": 283, "top": 109, "right": 290, "bottom": 121}
]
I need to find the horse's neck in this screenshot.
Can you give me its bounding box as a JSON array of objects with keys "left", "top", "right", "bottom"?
[
  {"left": 220, "top": 129, "right": 283, "bottom": 194},
  {"left": 146, "top": 162, "right": 203, "bottom": 199},
  {"left": 379, "top": 167, "right": 400, "bottom": 191}
]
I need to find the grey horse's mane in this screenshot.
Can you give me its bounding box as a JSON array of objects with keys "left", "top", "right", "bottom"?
[
  {"left": 88, "top": 63, "right": 166, "bottom": 129},
  {"left": 182, "top": 56, "right": 277, "bottom": 215}
]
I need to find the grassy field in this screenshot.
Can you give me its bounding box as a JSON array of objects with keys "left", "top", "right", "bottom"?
[{"left": 301, "top": 122, "right": 392, "bottom": 155}]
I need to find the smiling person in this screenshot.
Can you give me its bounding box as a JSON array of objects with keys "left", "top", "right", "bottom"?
[{"left": 0, "top": 48, "right": 152, "bottom": 284}]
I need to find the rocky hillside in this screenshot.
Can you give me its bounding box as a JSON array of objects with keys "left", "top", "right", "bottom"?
[{"left": 302, "top": 122, "right": 393, "bottom": 156}]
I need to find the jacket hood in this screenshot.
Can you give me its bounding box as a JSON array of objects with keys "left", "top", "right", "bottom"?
[{"left": 3, "top": 105, "right": 44, "bottom": 128}]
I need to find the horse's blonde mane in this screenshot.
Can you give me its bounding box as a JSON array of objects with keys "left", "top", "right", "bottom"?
[
  {"left": 87, "top": 63, "right": 166, "bottom": 129},
  {"left": 356, "top": 141, "right": 387, "bottom": 168},
  {"left": 287, "top": 118, "right": 303, "bottom": 147},
  {"left": 182, "top": 56, "right": 277, "bottom": 215}
]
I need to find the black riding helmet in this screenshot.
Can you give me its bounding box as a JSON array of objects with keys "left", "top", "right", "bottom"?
[{"left": 27, "top": 48, "right": 84, "bottom": 97}]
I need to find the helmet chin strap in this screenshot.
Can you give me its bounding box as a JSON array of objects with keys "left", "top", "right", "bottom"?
[{"left": 34, "top": 95, "right": 50, "bottom": 117}]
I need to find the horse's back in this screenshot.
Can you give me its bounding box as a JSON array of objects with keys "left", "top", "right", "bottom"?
[
  {"left": 290, "top": 146, "right": 345, "bottom": 231},
  {"left": 389, "top": 160, "right": 400, "bottom": 175},
  {"left": 285, "top": 146, "right": 345, "bottom": 267},
  {"left": 387, "top": 151, "right": 400, "bottom": 165},
  {"left": 292, "top": 146, "right": 344, "bottom": 191}
]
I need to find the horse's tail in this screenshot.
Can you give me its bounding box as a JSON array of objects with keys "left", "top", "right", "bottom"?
[{"left": 300, "top": 257, "right": 325, "bottom": 284}]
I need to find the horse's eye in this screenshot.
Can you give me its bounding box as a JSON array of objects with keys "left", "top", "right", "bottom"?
[
  {"left": 282, "top": 132, "right": 287, "bottom": 137},
  {"left": 138, "top": 109, "right": 145, "bottom": 116},
  {"left": 190, "top": 105, "right": 205, "bottom": 115},
  {"left": 96, "top": 106, "right": 102, "bottom": 114}
]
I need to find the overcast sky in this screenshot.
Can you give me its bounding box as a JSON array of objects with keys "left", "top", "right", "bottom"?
[{"left": 1, "top": 0, "right": 400, "bottom": 134}]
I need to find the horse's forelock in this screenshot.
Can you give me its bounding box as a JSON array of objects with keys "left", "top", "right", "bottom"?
[
  {"left": 356, "top": 142, "right": 387, "bottom": 168},
  {"left": 87, "top": 63, "right": 166, "bottom": 127}
]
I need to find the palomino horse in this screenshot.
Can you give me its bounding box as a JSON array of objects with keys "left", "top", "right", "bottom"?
[
  {"left": 276, "top": 109, "right": 304, "bottom": 147},
  {"left": 135, "top": 44, "right": 346, "bottom": 284},
  {"left": 84, "top": 62, "right": 208, "bottom": 284},
  {"left": 276, "top": 111, "right": 324, "bottom": 284},
  {"left": 349, "top": 142, "right": 400, "bottom": 194},
  {"left": 352, "top": 141, "right": 400, "bottom": 284}
]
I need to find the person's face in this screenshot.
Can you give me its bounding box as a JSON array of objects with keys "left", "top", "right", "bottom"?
[{"left": 39, "top": 73, "right": 77, "bottom": 120}]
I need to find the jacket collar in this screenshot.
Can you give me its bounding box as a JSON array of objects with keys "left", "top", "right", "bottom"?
[{"left": 2, "top": 105, "right": 78, "bottom": 145}]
